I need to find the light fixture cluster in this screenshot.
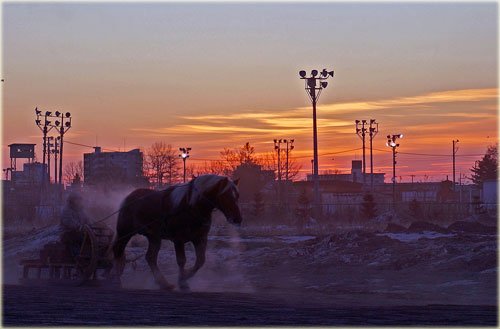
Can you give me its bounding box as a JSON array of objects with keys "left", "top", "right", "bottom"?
[
  {"left": 179, "top": 147, "right": 192, "bottom": 183},
  {"left": 35, "top": 108, "right": 72, "bottom": 129},
  {"left": 179, "top": 147, "right": 191, "bottom": 159},
  {"left": 386, "top": 134, "right": 403, "bottom": 148},
  {"left": 299, "top": 69, "right": 334, "bottom": 95},
  {"left": 34, "top": 107, "right": 73, "bottom": 185}
]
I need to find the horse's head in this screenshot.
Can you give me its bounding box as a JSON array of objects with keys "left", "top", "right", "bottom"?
[
  {"left": 197, "top": 175, "right": 243, "bottom": 226},
  {"left": 216, "top": 177, "right": 243, "bottom": 226}
]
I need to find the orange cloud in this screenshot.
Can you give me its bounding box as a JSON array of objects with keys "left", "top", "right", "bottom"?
[{"left": 316, "top": 88, "right": 497, "bottom": 114}]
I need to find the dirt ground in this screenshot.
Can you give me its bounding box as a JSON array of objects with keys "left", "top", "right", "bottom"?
[{"left": 2, "top": 218, "right": 498, "bottom": 325}]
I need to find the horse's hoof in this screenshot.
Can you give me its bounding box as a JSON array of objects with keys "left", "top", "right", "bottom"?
[
  {"left": 160, "top": 283, "right": 175, "bottom": 291},
  {"left": 179, "top": 282, "right": 191, "bottom": 292}
]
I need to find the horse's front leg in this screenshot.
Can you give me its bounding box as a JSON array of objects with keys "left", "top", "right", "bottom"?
[
  {"left": 182, "top": 237, "right": 208, "bottom": 283},
  {"left": 146, "top": 236, "right": 174, "bottom": 291},
  {"left": 174, "top": 242, "right": 189, "bottom": 291}
]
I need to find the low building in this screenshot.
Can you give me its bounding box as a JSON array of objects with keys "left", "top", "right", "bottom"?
[
  {"left": 307, "top": 160, "right": 385, "bottom": 186},
  {"left": 11, "top": 162, "right": 48, "bottom": 186},
  {"left": 83, "top": 147, "right": 147, "bottom": 187},
  {"left": 483, "top": 179, "right": 498, "bottom": 215},
  {"left": 232, "top": 163, "right": 274, "bottom": 202}
]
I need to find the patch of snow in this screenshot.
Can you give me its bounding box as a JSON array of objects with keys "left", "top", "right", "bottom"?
[
  {"left": 209, "top": 235, "right": 316, "bottom": 244},
  {"left": 277, "top": 235, "right": 316, "bottom": 244},
  {"left": 3, "top": 225, "right": 61, "bottom": 257},
  {"left": 377, "top": 232, "right": 455, "bottom": 242},
  {"left": 439, "top": 280, "right": 478, "bottom": 287},
  {"left": 209, "top": 236, "right": 275, "bottom": 243},
  {"left": 480, "top": 268, "right": 497, "bottom": 274}
]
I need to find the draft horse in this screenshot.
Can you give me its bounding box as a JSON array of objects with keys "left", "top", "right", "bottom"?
[{"left": 112, "top": 174, "right": 242, "bottom": 290}]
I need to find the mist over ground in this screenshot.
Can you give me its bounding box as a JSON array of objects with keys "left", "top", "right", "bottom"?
[{"left": 3, "top": 196, "right": 497, "bottom": 308}]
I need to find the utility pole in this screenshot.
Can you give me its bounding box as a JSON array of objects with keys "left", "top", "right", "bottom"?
[
  {"left": 35, "top": 108, "right": 54, "bottom": 187},
  {"left": 53, "top": 137, "right": 60, "bottom": 184},
  {"left": 386, "top": 134, "right": 403, "bottom": 206},
  {"left": 274, "top": 139, "right": 283, "bottom": 181},
  {"left": 56, "top": 111, "right": 72, "bottom": 186},
  {"left": 274, "top": 139, "right": 283, "bottom": 208},
  {"left": 284, "top": 139, "right": 294, "bottom": 181},
  {"left": 452, "top": 139, "right": 459, "bottom": 191},
  {"left": 298, "top": 68, "right": 334, "bottom": 219},
  {"left": 355, "top": 120, "right": 367, "bottom": 185},
  {"left": 369, "top": 119, "right": 379, "bottom": 190},
  {"left": 179, "top": 147, "right": 191, "bottom": 183},
  {"left": 47, "top": 136, "right": 54, "bottom": 183},
  {"left": 284, "top": 139, "right": 294, "bottom": 211}
]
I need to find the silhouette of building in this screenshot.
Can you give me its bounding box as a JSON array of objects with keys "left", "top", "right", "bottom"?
[
  {"left": 83, "top": 147, "right": 146, "bottom": 187},
  {"left": 232, "top": 163, "right": 274, "bottom": 202},
  {"left": 483, "top": 179, "right": 498, "bottom": 215},
  {"left": 11, "top": 162, "right": 48, "bottom": 186},
  {"left": 306, "top": 160, "right": 385, "bottom": 185}
]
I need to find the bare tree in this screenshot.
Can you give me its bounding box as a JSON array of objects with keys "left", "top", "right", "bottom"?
[
  {"left": 144, "top": 142, "right": 181, "bottom": 188},
  {"left": 63, "top": 161, "right": 84, "bottom": 185},
  {"left": 219, "top": 142, "right": 259, "bottom": 176},
  {"left": 194, "top": 160, "right": 226, "bottom": 176},
  {"left": 259, "top": 150, "right": 301, "bottom": 181}
]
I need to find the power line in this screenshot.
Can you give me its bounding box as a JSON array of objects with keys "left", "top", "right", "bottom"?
[
  {"left": 65, "top": 140, "right": 120, "bottom": 152},
  {"left": 373, "top": 148, "right": 485, "bottom": 157}
]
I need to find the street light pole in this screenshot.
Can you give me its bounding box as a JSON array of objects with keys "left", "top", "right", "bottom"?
[
  {"left": 53, "top": 137, "right": 60, "bottom": 184},
  {"left": 47, "top": 136, "right": 54, "bottom": 183},
  {"left": 452, "top": 139, "right": 459, "bottom": 191},
  {"left": 284, "top": 139, "right": 294, "bottom": 181},
  {"left": 57, "top": 112, "right": 72, "bottom": 186},
  {"left": 273, "top": 139, "right": 282, "bottom": 182},
  {"left": 369, "top": 119, "right": 379, "bottom": 190},
  {"left": 355, "top": 119, "right": 367, "bottom": 185},
  {"left": 299, "top": 68, "right": 334, "bottom": 219},
  {"left": 179, "top": 147, "right": 191, "bottom": 183},
  {"left": 35, "top": 108, "right": 56, "bottom": 187},
  {"left": 386, "top": 134, "right": 403, "bottom": 206},
  {"left": 274, "top": 139, "right": 283, "bottom": 208}
]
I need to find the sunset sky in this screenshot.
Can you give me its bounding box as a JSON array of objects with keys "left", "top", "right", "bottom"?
[{"left": 2, "top": 2, "right": 498, "bottom": 182}]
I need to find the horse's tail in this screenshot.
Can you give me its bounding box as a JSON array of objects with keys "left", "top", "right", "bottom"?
[{"left": 112, "top": 189, "right": 153, "bottom": 258}]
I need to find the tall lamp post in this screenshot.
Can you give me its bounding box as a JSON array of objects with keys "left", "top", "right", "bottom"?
[
  {"left": 355, "top": 120, "right": 367, "bottom": 184},
  {"left": 284, "top": 139, "right": 294, "bottom": 181},
  {"left": 386, "top": 134, "right": 403, "bottom": 206},
  {"left": 55, "top": 111, "right": 72, "bottom": 185},
  {"left": 369, "top": 119, "right": 379, "bottom": 190},
  {"left": 452, "top": 139, "right": 459, "bottom": 191},
  {"left": 274, "top": 139, "right": 283, "bottom": 207},
  {"left": 35, "top": 108, "right": 55, "bottom": 186},
  {"left": 52, "top": 136, "right": 60, "bottom": 184},
  {"left": 299, "top": 68, "right": 334, "bottom": 219},
  {"left": 179, "top": 147, "right": 191, "bottom": 183},
  {"left": 47, "top": 136, "right": 54, "bottom": 183}
]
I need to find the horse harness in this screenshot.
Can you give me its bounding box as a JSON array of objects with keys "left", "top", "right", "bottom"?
[{"left": 159, "top": 177, "right": 216, "bottom": 238}]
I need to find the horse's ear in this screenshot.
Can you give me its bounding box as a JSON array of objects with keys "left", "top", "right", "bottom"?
[{"left": 233, "top": 178, "right": 240, "bottom": 186}]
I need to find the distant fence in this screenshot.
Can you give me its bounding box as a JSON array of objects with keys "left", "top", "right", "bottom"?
[{"left": 238, "top": 201, "right": 497, "bottom": 223}]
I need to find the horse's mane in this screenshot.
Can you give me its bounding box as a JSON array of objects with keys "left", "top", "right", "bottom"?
[{"left": 189, "top": 175, "right": 231, "bottom": 207}]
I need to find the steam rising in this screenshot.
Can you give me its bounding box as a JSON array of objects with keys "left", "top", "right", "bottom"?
[{"left": 4, "top": 188, "right": 254, "bottom": 294}]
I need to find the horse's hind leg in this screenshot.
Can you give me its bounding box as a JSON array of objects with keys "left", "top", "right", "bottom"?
[
  {"left": 146, "top": 236, "right": 174, "bottom": 291},
  {"left": 174, "top": 242, "right": 189, "bottom": 291},
  {"left": 112, "top": 233, "right": 133, "bottom": 279}
]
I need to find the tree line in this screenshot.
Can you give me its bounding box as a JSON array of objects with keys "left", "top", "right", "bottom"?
[
  {"left": 62, "top": 142, "right": 497, "bottom": 189},
  {"left": 63, "top": 141, "right": 301, "bottom": 188}
]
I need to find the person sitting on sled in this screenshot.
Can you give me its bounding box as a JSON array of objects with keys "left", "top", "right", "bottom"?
[{"left": 60, "top": 192, "right": 90, "bottom": 257}]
